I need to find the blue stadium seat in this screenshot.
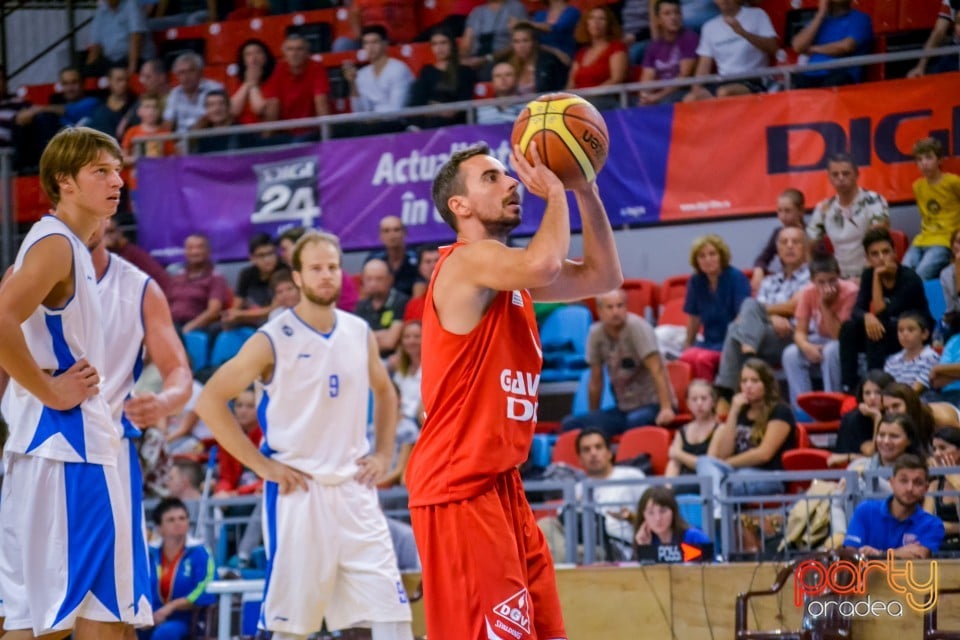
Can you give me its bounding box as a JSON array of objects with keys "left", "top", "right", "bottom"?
[
  {"left": 209, "top": 327, "right": 256, "bottom": 369},
  {"left": 540, "top": 305, "right": 594, "bottom": 370},
  {"left": 183, "top": 330, "right": 210, "bottom": 374},
  {"left": 925, "top": 278, "right": 946, "bottom": 324},
  {"left": 570, "top": 367, "right": 617, "bottom": 416}
]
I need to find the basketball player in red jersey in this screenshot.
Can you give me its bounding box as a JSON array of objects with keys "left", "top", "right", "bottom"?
[{"left": 405, "top": 141, "right": 622, "bottom": 640}]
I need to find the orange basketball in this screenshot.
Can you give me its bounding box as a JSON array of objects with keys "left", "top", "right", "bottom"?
[{"left": 510, "top": 92, "right": 609, "bottom": 188}]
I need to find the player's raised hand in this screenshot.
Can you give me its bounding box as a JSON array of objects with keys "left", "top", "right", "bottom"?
[
  {"left": 47, "top": 358, "right": 100, "bottom": 410},
  {"left": 259, "top": 458, "right": 310, "bottom": 494},
  {"left": 355, "top": 452, "right": 390, "bottom": 487},
  {"left": 511, "top": 141, "right": 563, "bottom": 200}
]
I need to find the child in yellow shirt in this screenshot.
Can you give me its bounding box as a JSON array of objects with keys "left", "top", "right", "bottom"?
[{"left": 904, "top": 136, "right": 960, "bottom": 280}]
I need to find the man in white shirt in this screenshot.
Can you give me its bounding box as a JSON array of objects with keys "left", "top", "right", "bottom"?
[
  {"left": 342, "top": 25, "right": 413, "bottom": 137},
  {"left": 685, "top": 0, "right": 778, "bottom": 100}
]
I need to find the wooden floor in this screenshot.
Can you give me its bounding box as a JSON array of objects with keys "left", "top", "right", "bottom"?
[{"left": 404, "top": 559, "right": 960, "bottom": 639}]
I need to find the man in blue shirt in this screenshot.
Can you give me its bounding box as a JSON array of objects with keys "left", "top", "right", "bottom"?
[
  {"left": 844, "top": 454, "right": 945, "bottom": 558},
  {"left": 791, "top": 0, "right": 873, "bottom": 87}
]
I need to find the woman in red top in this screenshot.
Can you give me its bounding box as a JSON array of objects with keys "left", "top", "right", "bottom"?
[
  {"left": 566, "top": 5, "right": 628, "bottom": 110},
  {"left": 229, "top": 39, "right": 275, "bottom": 125}
]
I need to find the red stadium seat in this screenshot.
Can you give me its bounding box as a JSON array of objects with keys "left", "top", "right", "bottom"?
[
  {"left": 622, "top": 278, "right": 659, "bottom": 321},
  {"left": 890, "top": 228, "right": 908, "bottom": 262},
  {"left": 551, "top": 429, "right": 583, "bottom": 469},
  {"left": 794, "top": 423, "right": 811, "bottom": 449},
  {"left": 659, "top": 274, "right": 689, "bottom": 306},
  {"left": 899, "top": 0, "right": 941, "bottom": 30},
  {"left": 616, "top": 426, "right": 672, "bottom": 475},
  {"left": 782, "top": 448, "right": 831, "bottom": 493},
  {"left": 657, "top": 298, "right": 689, "bottom": 328},
  {"left": 796, "top": 391, "right": 849, "bottom": 422}
]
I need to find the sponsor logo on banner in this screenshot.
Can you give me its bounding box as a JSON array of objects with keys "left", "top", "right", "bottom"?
[{"left": 251, "top": 156, "right": 321, "bottom": 228}]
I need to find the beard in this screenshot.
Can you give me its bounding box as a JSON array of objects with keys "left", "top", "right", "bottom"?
[
  {"left": 301, "top": 283, "right": 341, "bottom": 307},
  {"left": 480, "top": 214, "right": 521, "bottom": 237}
]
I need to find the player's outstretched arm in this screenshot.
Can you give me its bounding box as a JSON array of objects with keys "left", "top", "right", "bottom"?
[
  {"left": 0, "top": 235, "right": 100, "bottom": 410},
  {"left": 196, "top": 333, "right": 309, "bottom": 494},
  {"left": 125, "top": 280, "right": 193, "bottom": 428},
  {"left": 531, "top": 181, "right": 623, "bottom": 302},
  {"left": 356, "top": 330, "right": 398, "bottom": 488}
]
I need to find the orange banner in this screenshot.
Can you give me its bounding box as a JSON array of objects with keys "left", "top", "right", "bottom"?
[{"left": 659, "top": 73, "right": 960, "bottom": 221}]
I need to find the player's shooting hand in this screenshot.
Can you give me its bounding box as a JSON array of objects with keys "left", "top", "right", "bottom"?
[
  {"left": 259, "top": 458, "right": 310, "bottom": 494},
  {"left": 355, "top": 452, "right": 390, "bottom": 487},
  {"left": 510, "top": 141, "right": 563, "bottom": 199},
  {"left": 46, "top": 358, "right": 100, "bottom": 410},
  {"left": 124, "top": 392, "right": 166, "bottom": 428}
]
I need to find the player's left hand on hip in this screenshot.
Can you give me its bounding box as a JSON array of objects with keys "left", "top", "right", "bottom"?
[{"left": 355, "top": 453, "right": 390, "bottom": 487}]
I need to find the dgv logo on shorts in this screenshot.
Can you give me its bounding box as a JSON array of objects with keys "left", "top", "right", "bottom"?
[{"left": 493, "top": 588, "right": 531, "bottom": 635}]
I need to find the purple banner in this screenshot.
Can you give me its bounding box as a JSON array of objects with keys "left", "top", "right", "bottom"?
[{"left": 136, "top": 107, "right": 673, "bottom": 264}]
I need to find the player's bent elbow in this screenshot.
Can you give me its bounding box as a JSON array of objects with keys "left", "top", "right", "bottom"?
[{"left": 528, "top": 256, "right": 564, "bottom": 287}]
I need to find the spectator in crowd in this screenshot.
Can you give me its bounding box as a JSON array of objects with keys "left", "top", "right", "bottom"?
[
  {"left": 939, "top": 229, "right": 960, "bottom": 340},
  {"left": 121, "top": 94, "right": 175, "bottom": 194},
  {"left": 382, "top": 322, "right": 423, "bottom": 487},
  {"left": 906, "top": 0, "right": 959, "bottom": 78},
  {"left": 882, "top": 383, "right": 941, "bottom": 453},
  {"left": 538, "top": 428, "right": 647, "bottom": 562},
  {"left": 567, "top": 6, "right": 629, "bottom": 110},
  {"left": 230, "top": 39, "right": 275, "bottom": 125},
  {"left": 267, "top": 269, "right": 300, "bottom": 321},
  {"left": 929, "top": 333, "right": 960, "bottom": 407},
  {"left": 166, "top": 459, "right": 203, "bottom": 502},
  {"left": 277, "top": 226, "right": 358, "bottom": 311},
  {"left": 791, "top": 0, "right": 873, "bottom": 88},
  {"left": 528, "top": 0, "right": 580, "bottom": 63},
  {"left": 104, "top": 217, "right": 173, "bottom": 295},
  {"left": 365, "top": 215, "right": 420, "bottom": 296},
  {"left": 169, "top": 233, "right": 232, "bottom": 335},
  {"left": 638, "top": 0, "right": 699, "bottom": 105},
  {"left": 750, "top": 188, "right": 806, "bottom": 292},
  {"left": 832, "top": 370, "right": 893, "bottom": 464},
  {"left": 782, "top": 253, "right": 859, "bottom": 409},
  {"left": 214, "top": 389, "right": 264, "bottom": 496},
  {"left": 927, "top": 426, "right": 960, "bottom": 550},
  {"left": 0, "top": 67, "right": 32, "bottom": 170},
  {"left": 562, "top": 288, "right": 676, "bottom": 436},
  {"left": 460, "top": 0, "right": 529, "bottom": 72},
  {"left": 633, "top": 486, "right": 711, "bottom": 552},
  {"left": 475, "top": 61, "right": 526, "bottom": 124},
  {"left": 332, "top": 0, "right": 420, "bottom": 51},
  {"left": 223, "top": 233, "right": 289, "bottom": 328},
  {"left": 87, "top": 66, "right": 137, "bottom": 137},
  {"left": 355, "top": 258, "right": 409, "bottom": 357},
  {"left": 16, "top": 68, "right": 100, "bottom": 163},
  {"left": 844, "top": 453, "right": 945, "bottom": 557},
  {"left": 146, "top": 498, "right": 216, "bottom": 639},
  {"left": 499, "top": 21, "right": 568, "bottom": 94},
  {"left": 904, "top": 137, "right": 960, "bottom": 279},
  {"left": 714, "top": 226, "right": 810, "bottom": 404},
  {"left": 147, "top": 0, "right": 218, "bottom": 31},
  {"left": 697, "top": 359, "right": 796, "bottom": 503},
  {"left": 665, "top": 379, "right": 720, "bottom": 483},
  {"left": 342, "top": 26, "right": 415, "bottom": 134},
  {"left": 806, "top": 152, "right": 890, "bottom": 279},
  {"left": 884, "top": 311, "right": 940, "bottom": 394},
  {"left": 85, "top": 0, "right": 154, "bottom": 77},
  {"left": 684, "top": 0, "right": 778, "bottom": 101},
  {"left": 163, "top": 378, "right": 213, "bottom": 454},
  {"left": 402, "top": 245, "right": 440, "bottom": 322},
  {"left": 191, "top": 89, "right": 248, "bottom": 153},
  {"left": 409, "top": 28, "right": 476, "bottom": 129},
  {"left": 678, "top": 233, "right": 751, "bottom": 381},
  {"left": 620, "top": 0, "right": 653, "bottom": 65},
  {"left": 839, "top": 227, "right": 931, "bottom": 393},
  {"left": 263, "top": 33, "right": 331, "bottom": 139},
  {"left": 118, "top": 58, "right": 171, "bottom": 137},
  {"left": 163, "top": 52, "right": 225, "bottom": 133}
]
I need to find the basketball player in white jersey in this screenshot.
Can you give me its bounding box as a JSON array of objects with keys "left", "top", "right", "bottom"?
[
  {"left": 88, "top": 218, "right": 193, "bottom": 634},
  {"left": 0, "top": 127, "right": 132, "bottom": 639},
  {"left": 196, "top": 230, "right": 414, "bottom": 640}
]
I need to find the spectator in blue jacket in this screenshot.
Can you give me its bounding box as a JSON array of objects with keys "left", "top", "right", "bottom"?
[
  {"left": 144, "top": 498, "right": 215, "bottom": 640},
  {"left": 791, "top": 0, "right": 873, "bottom": 88}
]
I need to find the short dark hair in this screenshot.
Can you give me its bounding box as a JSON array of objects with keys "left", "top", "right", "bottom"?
[
  {"left": 278, "top": 226, "right": 307, "bottom": 246},
  {"left": 432, "top": 143, "right": 491, "bottom": 232},
  {"left": 862, "top": 226, "right": 893, "bottom": 252},
  {"left": 153, "top": 497, "right": 189, "bottom": 526},
  {"left": 913, "top": 137, "right": 944, "bottom": 159},
  {"left": 361, "top": 25, "right": 389, "bottom": 42},
  {"left": 417, "top": 243, "right": 440, "bottom": 263},
  {"left": 205, "top": 88, "right": 229, "bottom": 104},
  {"left": 269, "top": 268, "right": 295, "bottom": 294},
  {"left": 575, "top": 427, "right": 611, "bottom": 454},
  {"left": 892, "top": 452, "right": 928, "bottom": 479},
  {"left": 655, "top": 0, "right": 681, "bottom": 13},
  {"left": 897, "top": 310, "right": 929, "bottom": 332},
  {"left": 248, "top": 232, "right": 275, "bottom": 255},
  {"left": 809, "top": 251, "right": 841, "bottom": 277},
  {"left": 827, "top": 152, "right": 857, "bottom": 169}
]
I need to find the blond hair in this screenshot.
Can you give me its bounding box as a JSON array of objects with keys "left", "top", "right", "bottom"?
[
  {"left": 39, "top": 126, "right": 122, "bottom": 206},
  {"left": 688, "top": 234, "right": 731, "bottom": 273}
]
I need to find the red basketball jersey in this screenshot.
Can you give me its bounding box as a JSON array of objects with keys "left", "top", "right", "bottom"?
[{"left": 406, "top": 242, "right": 543, "bottom": 507}]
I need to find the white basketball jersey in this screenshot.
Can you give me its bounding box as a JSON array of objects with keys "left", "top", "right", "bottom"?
[
  {"left": 97, "top": 254, "right": 150, "bottom": 438},
  {"left": 258, "top": 308, "right": 371, "bottom": 482},
  {"left": 2, "top": 215, "right": 119, "bottom": 465}
]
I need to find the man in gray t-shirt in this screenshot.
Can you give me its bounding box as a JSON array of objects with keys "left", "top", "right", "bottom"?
[
  {"left": 460, "top": 0, "right": 528, "bottom": 67},
  {"left": 561, "top": 289, "right": 676, "bottom": 436}
]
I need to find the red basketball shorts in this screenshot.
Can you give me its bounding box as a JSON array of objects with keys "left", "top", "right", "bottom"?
[{"left": 410, "top": 469, "right": 566, "bottom": 640}]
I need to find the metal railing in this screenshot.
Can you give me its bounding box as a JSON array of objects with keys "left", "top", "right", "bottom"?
[{"left": 130, "top": 44, "right": 960, "bottom": 153}]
